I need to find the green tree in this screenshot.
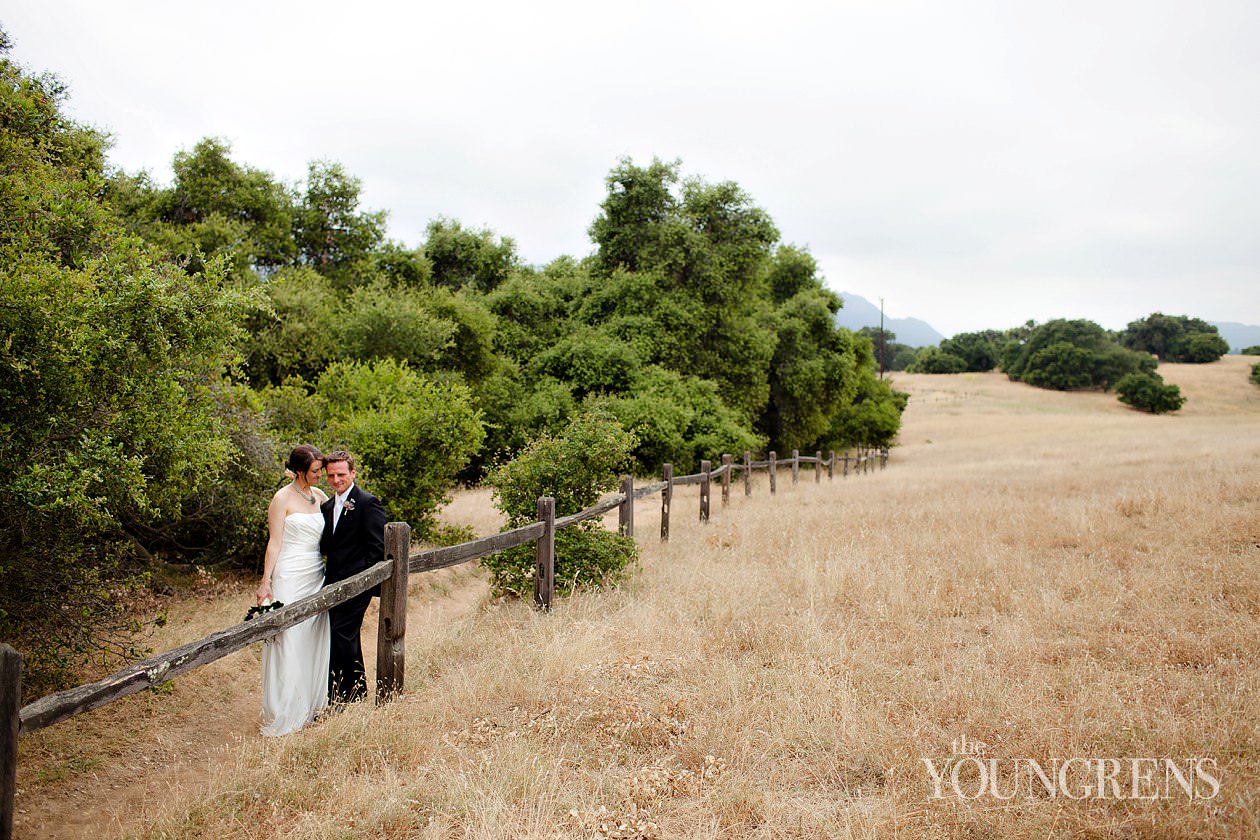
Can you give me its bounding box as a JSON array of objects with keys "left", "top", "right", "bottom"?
[
  {"left": 1121, "top": 312, "right": 1227, "bottom": 363},
  {"left": 759, "top": 289, "right": 860, "bottom": 451},
  {"left": 856, "top": 326, "right": 917, "bottom": 373},
  {"left": 528, "top": 327, "right": 642, "bottom": 397},
  {"left": 1172, "top": 332, "right": 1229, "bottom": 364},
  {"left": 827, "top": 339, "right": 908, "bottom": 448},
  {"left": 907, "top": 346, "right": 967, "bottom": 374},
  {"left": 243, "top": 267, "right": 344, "bottom": 385},
  {"left": 481, "top": 411, "right": 638, "bottom": 598},
  {"left": 940, "top": 331, "right": 999, "bottom": 372},
  {"left": 108, "top": 138, "right": 296, "bottom": 281},
  {"left": 1115, "top": 372, "right": 1186, "bottom": 413},
  {"left": 1021, "top": 342, "right": 1096, "bottom": 390},
  {"left": 424, "top": 217, "right": 518, "bottom": 292},
  {"left": 0, "top": 32, "right": 266, "bottom": 691},
  {"left": 1004, "top": 319, "right": 1154, "bottom": 390},
  {"left": 586, "top": 157, "right": 778, "bottom": 419},
  {"left": 313, "top": 359, "right": 485, "bottom": 534},
  {"left": 293, "top": 160, "right": 386, "bottom": 287},
  {"left": 593, "top": 366, "right": 764, "bottom": 474}
]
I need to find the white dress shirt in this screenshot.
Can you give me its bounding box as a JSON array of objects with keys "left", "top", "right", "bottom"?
[{"left": 333, "top": 483, "right": 356, "bottom": 531}]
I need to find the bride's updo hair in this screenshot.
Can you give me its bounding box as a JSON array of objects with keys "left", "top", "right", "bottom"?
[{"left": 284, "top": 444, "right": 324, "bottom": 478}]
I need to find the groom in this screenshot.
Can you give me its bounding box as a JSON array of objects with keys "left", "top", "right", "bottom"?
[{"left": 321, "top": 451, "right": 388, "bottom": 705}]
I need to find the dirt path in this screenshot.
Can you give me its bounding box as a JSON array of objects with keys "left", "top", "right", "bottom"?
[{"left": 14, "top": 562, "right": 490, "bottom": 840}]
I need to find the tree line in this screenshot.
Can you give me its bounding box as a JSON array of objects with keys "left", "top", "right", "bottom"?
[
  {"left": 868, "top": 313, "right": 1233, "bottom": 413},
  {"left": 0, "top": 32, "right": 905, "bottom": 693}
]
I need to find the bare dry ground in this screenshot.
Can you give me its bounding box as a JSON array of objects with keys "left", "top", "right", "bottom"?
[{"left": 14, "top": 356, "right": 1260, "bottom": 838}]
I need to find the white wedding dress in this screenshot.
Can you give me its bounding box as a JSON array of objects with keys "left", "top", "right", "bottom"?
[{"left": 259, "top": 512, "right": 329, "bottom": 736}]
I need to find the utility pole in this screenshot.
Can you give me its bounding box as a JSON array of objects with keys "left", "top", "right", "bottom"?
[{"left": 878, "top": 297, "right": 886, "bottom": 380}]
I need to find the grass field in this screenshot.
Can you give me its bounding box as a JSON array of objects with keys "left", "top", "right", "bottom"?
[{"left": 15, "top": 356, "right": 1260, "bottom": 838}]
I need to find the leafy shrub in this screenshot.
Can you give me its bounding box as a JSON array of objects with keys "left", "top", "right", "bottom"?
[
  {"left": 939, "top": 332, "right": 1000, "bottom": 372},
  {"left": 1121, "top": 313, "right": 1228, "bottom": 363},
  {"left": 1242, "top": 346, "right": 1260, "bottom": 356},
  {"left": 906, "top": 347, "right": 967, "bottom": 374},
  {"left": 1115, "top": 372, "right": 1186, "bottom": 414},
  {"left": 1251, "top": 362, "right": 1260, "bottom": 387},
  {"left": 1004, "top": 319, "right": 1155, "bottom": 390},
  {"left": 828, "top": 369, "right": 908, "bottom": 448},
  {"left": 482, "top": 411, "right": 638, "bottom": 598},
  {"left": 593, "top": 366, "right": 763, "bottom": 475},
  {"left": 1022, "top": 342, "right": 1095, "bottom": 390},
  {"left": 315, "top": 358, "right": 485, "bottom": 536},
  {"left": 1171, "top": 332, "right": 1229, "bottom": 364}
]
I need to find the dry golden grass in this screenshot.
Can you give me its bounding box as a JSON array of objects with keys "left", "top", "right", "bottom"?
[{"left": 17, "top": 356, "right": 1260, "bottom": 838}]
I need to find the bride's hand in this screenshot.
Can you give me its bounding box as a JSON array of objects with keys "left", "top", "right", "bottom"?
[{"left": 257, "top": 580, "right": 273, "bottom": 605}]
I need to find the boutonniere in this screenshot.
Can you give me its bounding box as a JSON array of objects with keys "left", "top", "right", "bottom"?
[
  {"left": 343, "top": 498, "right": 356, "bottom": 512},
  {"left": 245, "top": 600, "right": 285, "bottom": 622}
]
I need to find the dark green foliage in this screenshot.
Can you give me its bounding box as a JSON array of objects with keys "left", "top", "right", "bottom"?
[
  {"left": 1003, "top": 319, "right": 1155, "bottom": 391},
  {"left": 424, "top": 217, "right": 518, "bottom": 292},
  {"left": 761, "top": 289, "right": 859, "bottom": 450},
  {"left": 907, "top": 347, "right": 968, "bottom": 374},
  {"left": 827, "top": 338, "right": 909, "bottom": 448},
  {"left": 1115, "top": 372, "right": 1186, "bottom": 414},
  {"left": 587, "top": 157, "right": 780, "bottom": 420},
  {"left": 1021, "top": 342, "right": 1096, "bottom": 390},
  {"left": 293, "top": 160, "right": 387, "bottom": 287},
  {"left": 593, "top": 367, "right": 764, "bottom": 475},
  {"left": 307, "top": 359, "right": 485, "bottom": 535},
  {"left": 940, "top": 331, "right": 1000, "bottom": 372},
  {"left": 482, "top": 412, "right": 638, "bottom": 598},
  {"left": 0, "top": 34, "right": 268, "bottom": 691},
  {"left": 857, "top": 327, "right": 918, "bottom": 372},
  {"left": 529, "top": 327, "right": 642, "bottom": 397},
  {"left": 1174, "top": 332, "right": 1230, "bottom": 364},
  {"left": 1120, "top": 313, "right": 1228, "bottom": 363},
  {"left": 1241, "top": 346, "right": 1260, "bottom": 356},
  {"left": 1250, "top": 362, "right": 1260, "bottom": 386}
]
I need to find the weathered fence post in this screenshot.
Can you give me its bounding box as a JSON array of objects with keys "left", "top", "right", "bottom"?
[
  {"left": 376, "top": 522, "right": 410, "bottom": 704},
  {"left": 881, "top": 447, "right": 889, "bottom": 469},
  {"left": 535, "top": 497, "right": 555, "bottom": 611},
  {"left": 743, "top": 451, "right": 751, "bottom": 497},
  {"left": 661, "top": 464, "right": 673, "bottom": 542},
  {"left": 769, "top": 451, "right": 777, "bottom": 495},
  {"left": 815, "top": 451, "right": 822, "bottom": 483},
  {"left": 828, "top": 450, "right": 835, "bottom": 480},
  {"left": 699, "top": 460, "right": 711, "bottom": 523},
  {"left": 843, "top": 450, "right": 850, "bottom": 477},
  {"left": 619, "top": 474, "right": 634, "bottom": 538},
  {"left": 1, "top": 644, "right": 19, "bottom": 840},
  {"left": 721, "top": 454, "right": 732, "bottom": 507},
  {"left": 791, "top": 450, "right": 800, "bottom": 484}
]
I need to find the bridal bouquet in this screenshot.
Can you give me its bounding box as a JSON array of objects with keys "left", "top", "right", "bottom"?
[{"left": 244, "top": 600, "right": 285, "bottom": 622}]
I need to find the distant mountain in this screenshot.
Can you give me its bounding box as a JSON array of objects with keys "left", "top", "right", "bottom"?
[
  {"left": 834, "top": 292, "right": 945, "bottom": 348},
  {"left": 1209, "top": 321, "right": 1260, "bottom": 353}
]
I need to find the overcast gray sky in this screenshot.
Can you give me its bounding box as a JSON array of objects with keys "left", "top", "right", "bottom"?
[{"left": 5, "top": 0, "right": 1258, "bottom": 336}]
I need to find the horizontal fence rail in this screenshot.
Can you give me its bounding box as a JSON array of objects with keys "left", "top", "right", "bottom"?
[{"left": 0, "top": 446, "right": 889, "bottom": 840}]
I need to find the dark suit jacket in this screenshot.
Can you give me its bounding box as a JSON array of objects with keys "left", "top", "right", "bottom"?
[{"left": 321, "top": 484, "right": 388, "bottom": 587}]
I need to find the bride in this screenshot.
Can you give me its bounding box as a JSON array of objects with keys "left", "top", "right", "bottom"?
[{"left": 256, "top": 444, "right": 330, "bottom": 736}]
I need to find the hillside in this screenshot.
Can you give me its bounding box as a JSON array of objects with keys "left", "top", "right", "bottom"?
[
  {"left": 834, "top": 291, "right": 946, "bottom": 347},
  {"left": 15, "top": 357, "right": 1260, "bottom": 838},
  {"left": 1210, "top": 320, "right": 1260, "bottom": 353}
]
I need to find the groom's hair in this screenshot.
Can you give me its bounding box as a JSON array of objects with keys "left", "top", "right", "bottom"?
[{"left": 324, "top": 450, "right": 356, "bottom": 472}]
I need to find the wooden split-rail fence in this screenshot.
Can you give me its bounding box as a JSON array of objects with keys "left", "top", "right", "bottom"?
[{"left": 0, "top": 446, "right": 889, "bottom": 838}]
